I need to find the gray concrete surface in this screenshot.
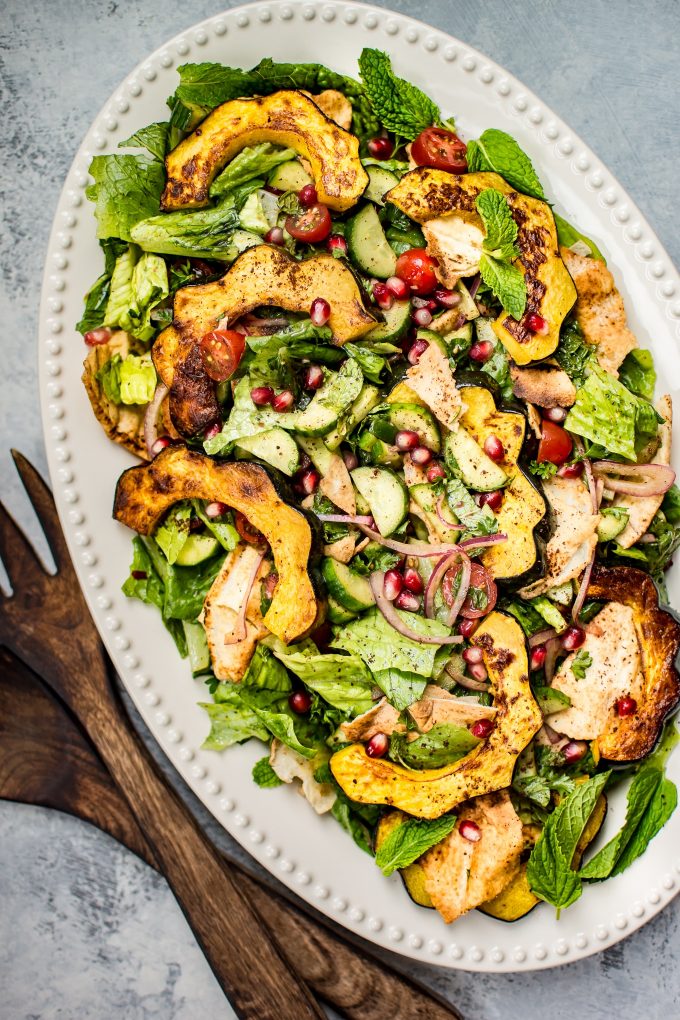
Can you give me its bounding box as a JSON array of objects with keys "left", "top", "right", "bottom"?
[{"left": 1, "top": 1, "right": 679, "bottom": 1017}]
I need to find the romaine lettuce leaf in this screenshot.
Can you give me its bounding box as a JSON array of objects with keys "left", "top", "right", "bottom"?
[
  {"left": 192, "top": 500, "right": 240, "bottom": 552},
  {"left": 154, "top": 503, "right": 192, "bottom": 564},
  {"left": 618, "top": 349, "right": 656, "bottom": 401},
  {"left": 121, "top": 537, "right": 187, "bottom": 656},
  {"left": 332, "top": 609, "right": 452, "bottom": 677},
  {"left": 200, "top": 688, "right": 269, "bottom": 750},
  {"left": 103, "top": 246, "right": 169, "bottom": 343},
  {"left": 95, "top": 353, "right": 156, "bottom": 405},
  {"left": 372, "top": 668, "right": 427, "bottom": 711},
  {"left": 270, "top": 644, "right": 374, "bottom": 716},
  {"left": 211, "top": 143, "right": 296, "bottom": 196},
  {"left": 86, "top": 154, "right": 165, "bottom": 241}
]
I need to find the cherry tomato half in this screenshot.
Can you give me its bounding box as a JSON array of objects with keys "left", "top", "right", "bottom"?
[
  {"left": 199, "top": 329, "right": 246, "bottom": 382},
  {"left": 234, "top": 511, "right": 266, "bottom": 547},
  {"left": 395, "top": 248, "right": 439, "bottom": 295},
  {"left": 285, "top": 203, "right": 332, "bottom": 243},
  {"left": 411, "top": 127, "right": 467, "bottom": 173},
  {"left": 537, "top": 419, "right": 573, "bottom": 466},
  {"left": 457, "top": 563, "right": 498, "bottom": 620}
]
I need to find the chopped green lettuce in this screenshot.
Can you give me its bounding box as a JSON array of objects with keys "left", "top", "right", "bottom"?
[
  {"left": 268, "top": 641, "right": 374, "bottom": 716},
  {"left": 211, "top": 143, "right": 296, "bottom": 196},
  {"left": 372, "top": 668, "right": 427, "bottom": 711},
  {"left": 154, "top": 503, "right": 192, "bottom": 565},
  {"left": 553, "top": 212, "right": 606, "bottom": 262},
  {"left": 200, "top": 688, "right": 269, "bottom": 750},
  {"left": 238, "top": 190, "right": 275, "bottom": 234},
  {"left": 121, "top": 537, "right": 187, "bottom": 656},
  {"left": 103, "top": 246, "right": 169, "bottom": 343},
  {"left": 332, "top": 608, "right": 452, "bottom": 677},
  {"left": 95, "top": 353, "right": 156, "bottom": 405},
  {"left": 618, "top": 349, "right": 656, "bottom": 401}
]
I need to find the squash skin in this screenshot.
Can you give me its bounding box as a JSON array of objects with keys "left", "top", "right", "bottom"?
[
  {"left": 113, "top": 445, "right": 318, "bottom": 643},
  {"left": 386, "top": 168, "right": 576, "bottom": 364},
  {"left": 587, "top": 565, "right": 680, "bottom": 762},
  {"left": 162, "top": 90, "right": 367, "bottom": 212},
  {"left": 153, "top": 245, "right": 376, "bottom": 437},
  {"left": 330, "top": 612, "right": 542, "bottom": 818}
]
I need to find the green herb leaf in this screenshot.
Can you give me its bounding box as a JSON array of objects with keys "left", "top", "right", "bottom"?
[
  {"left": 553, "top": 212, "right": 606, "bottom": 262},
  {"left": 476, "top": 188, "right": 519, "bottom": 261},
  {"left": 390, "top": 723, "right": 479, "bottom": 770},
  {"left": 200, "top": 690, "right": 269, "bottom": 751},
  {"left": 375, "top": 814, "right": 457, "bottom": 876},
  {"left": 478, "top": 253, "right": 527, "bottom": 321},
  {"left": 611, "top": 775, "right": 677, "bottom": 875},
  {"left": 466, "top": 129, "right": 546, "bottom": 200},
  {"left": 571, "top": 650, "right": 593, "bottom": 680},
  {"left": 580, "top": 767, "right": 664, "bottom": 879},
  {"left": 528, "top": 459, "right": 558, "bottom": 480},
  {"left": 269, "top": 644, "right": 374, "bottom": 717},
  {"left": 358, "top": 48, "right": 441, "bottom": 140},
  {"left": 252, "top": 756, "right": 284, "bottom": 788},
  {"left": 554, "top": 319, "right": 594, "bottom": 387},
  {"left": 119, "top": 122, "right": 171, "bottom": 161}
]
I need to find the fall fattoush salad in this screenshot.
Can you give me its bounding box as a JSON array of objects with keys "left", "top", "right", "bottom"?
[{"left": 79, "top": 50, "right": 680, "bottom": 924}]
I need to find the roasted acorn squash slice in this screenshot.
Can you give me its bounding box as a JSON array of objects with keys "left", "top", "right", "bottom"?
[
  {"left": 330, "top": 612, "right": 542, "bottom": 818},
  {"left": 153, "top": 245, "right": 375, "bottom": 436},
  {"left": 113, "top": 445, "right": 318, "bottom": 643},
  {"left": 162, "top": 90, "right": 367, "bottom": 212},
  {"left": 386, "top": 168, "right": 576, "bottom": 364},
  {"left": 586, "top": 565, "right": 680, "bottom": 762},
  {"left": 458, "top": 383, "right": 548, "bottom": 585}
]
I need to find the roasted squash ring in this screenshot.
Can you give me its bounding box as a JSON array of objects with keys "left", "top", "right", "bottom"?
[{"left": 113, "top": 445, "right": 318, "bottom": 643}]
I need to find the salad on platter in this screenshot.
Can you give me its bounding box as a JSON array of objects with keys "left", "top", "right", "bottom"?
[{"left": 78, "top": 49, "right": 680, "bottom": 924}]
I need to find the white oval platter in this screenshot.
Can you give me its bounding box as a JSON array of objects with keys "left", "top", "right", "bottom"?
[{"left": 38, "top": 0, "right": 680, "bottom": 973}]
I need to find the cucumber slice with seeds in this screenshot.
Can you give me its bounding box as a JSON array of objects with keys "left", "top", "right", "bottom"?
[
  {"left": 322, "top": 559, "right": 375, "bottom": 612},
  {"left": 346, "top": 204, "right": 397, "bottom": 280},
  {"left": 351, "top": 466, "right": 408, "bottom": 536},
  {"left": 363, "top": 166, "right": 399, "bottom": 205}
]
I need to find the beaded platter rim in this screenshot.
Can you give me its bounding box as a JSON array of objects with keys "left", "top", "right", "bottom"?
[{"left": 38, "top": 0, "right": 680, "bottom": 973}]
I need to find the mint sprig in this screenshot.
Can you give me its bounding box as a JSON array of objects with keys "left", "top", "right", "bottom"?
[
  {"left": 358, "top": 48, "right": 441, "bottom": 141},
  {"left": 375, "top": 814, "right": 457, "bottom": 876},
  {"left": 467, "top": 128, "right": 546, "bottom": 200},
  {"left": 475, "top": 188, "right": 527, "bottom": 320}
]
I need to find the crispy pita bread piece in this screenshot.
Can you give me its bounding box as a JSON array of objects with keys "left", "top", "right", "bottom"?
[
  {"left": 510, "top": 363, "right": 576, "bottom": 408},
  {"left": 311, "top": 90, "right": 353, "bottom": 130}
]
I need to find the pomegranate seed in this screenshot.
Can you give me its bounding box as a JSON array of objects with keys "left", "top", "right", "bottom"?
[
  {"left": 326, "top": 234, "right": 348, "bottom": 257},
  {"left": 434, "top": 288, "right": 461, "bottom": 308},
  {"left": 426, "top": 462, "right": 447, "bottom": 482},
  {"left": 616, "top": 696, "right": 637, "bottom": 717},
  {"left": 264, "top": 226, "right": 284, "bottom": 245},
  {"left": 412, "top": 306, "right": 433, "bottom": 327},
  {"left": 289, "top": 689, "right": 312, "bottom": 714},
  {"left": 367, "top": 137, "right": 395, "bottom": 159},
  {"left": 298, "top": 451, "right": 312, "bottom": 471},
  {"left": 469, "top": 340, "right": 494, "bottom": 363},
  {"left": 394, "top": 589, "right": 421, "bottom": 612},
  {"left": 395, "top": 429, "right": 420, "bottom": 451},
  {"left": 366, "top": 732, "right": 390, "bottom": 758},
  {"left": 545, "top": 406, "right": 568, "bottom": 423},
  {"left": 298, "top": 184, "right": 318, "bottom": 208},
  {"left": 131, "top": 569, "right": 147, "bottom": 580},
  {"left": 250, "top": 386, "right": 275, "bottom": 406},
  {"left": 407, "top": 338, "right": 429, "bottom": 365},
  {"left": 203, "top": 421, "right": 221, "bottom": 441},
  {"left": 303, "top": 364, "right": 324, "bottom": 390},
  {"left": 205, "top": 501, "right": 228, "bottom": 518},
  {"left": 151, "top": 436, "right": 171, "bottom": 457},
  {"left": 412, "top": 296, "right": 438, "bottom": 311},
  {"left": 562, "top": 625, "right": 585, "bottom": 651},
  {"left": 383, "top": 569, "right": 404, "bottom": 601},
  {"left": 459, "top": 618, "right": 479, "bottom": 639},
  {"left": 526, "top": 313, "right": 549, "bottom": 335},
  {"left": 477, "top": 490, "right": 503, "bottom": 512},
  {"left": 84, "top": 326, "right": 112, "bottom": 346},
  {"left": 459, "top": 819, "right": 482, "bottom": 843},
  {"left": 563, "top": 740, "right": 588, "bottom": 763},
  {"left": 310, "top": 297, "right": 331, "bottom": 326},
  {"left": 403, "top": 567, "right": 424, "bottom": 594},
  {"left": 373, "top": 282, "right": 394, "bottom": 310},
  {"left": 530, "top": 645, "right": 547, "bottom": 670},
  {"left": 462, "top": 646, "right": 484, "bottom": 664},
  {"left": 483, "top": 435, "right": 505, "bottom": 462},
  {"left": 411, "top": 446, "right": 433, "bottom": 466},
  {"left": 263, "top": 570, "right": 279, "bottom": 600},
  {"left": 342, "top": 449, "right": 359, "bottom": 471},
  {"left": 295, "top": 467, "right": 320, "bottom": 496},
  {"left": 468, "top": 662, "right": 488, "bottom": 682},
  {"left": 558, "top": 461, "right": 584, "bottom": 478},
  {"left": 271, "top": 389, "right": 295, "bottom": 412},
  {"left": 386, "top": 276, "right": 409, "bottom": 299},
  {"left": 470, "top": 718, "right": 494, "bottom": 739}
]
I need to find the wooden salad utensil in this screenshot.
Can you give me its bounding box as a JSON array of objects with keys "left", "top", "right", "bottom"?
[{"left": 0, "top": 453, "right": 463, "bottom": 1020}]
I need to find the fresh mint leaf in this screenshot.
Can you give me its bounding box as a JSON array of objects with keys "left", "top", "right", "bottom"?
[
  {"left": 476, "top": 188, "right": 519, "bottom": 261},
  {"left": 580, "top": 767, "right": 663, "bottom": 879},
  {"left": 571, "top": 650, "right": 593, "bottom": 680},
  {"left": 119, "top": 122, "right": 171, "bottom": 161},
  {"left": 372, "top": 668, "right": 427, "bottom": 712},
  {"left": 528, "top": 459, "right": 558, "bottom": 480},
  {"left": 513, "top": 771, "right": 576, "bottom": 809},
  {"left": 390, "top": 723, "right": 479, "bottom": 770},
  {"left": 252, "top": 756, "right": 284, "bottom": 788},
  {"left": 553, "top": 212, "right": 606, "bottom": 262},
  {"left": 86, "top": 154, "right": 165, "bottom": 241},
  {"left": 358, "top": 48, "right": 440, "bottom": 140},
  {"left": 375, "top": 815, "right": 457, "bottom": 876},
  {"left": 478, "top": 253, "right": 527, "bottom": 320},
  {"left": 611, "top": 775, "right": 677, "bottom": 875},
  {"left": 466, "top": 129, "right": 546, "bottom": 200}
]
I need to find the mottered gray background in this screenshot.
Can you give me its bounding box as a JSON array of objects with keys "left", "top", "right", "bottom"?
[{"left": 1, "top": 1, "right": 679, "bottom": 1017}]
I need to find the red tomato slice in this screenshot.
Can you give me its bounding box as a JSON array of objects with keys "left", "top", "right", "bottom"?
[
  {"left": 411, "top": 127, "right": 468, "bottom": 173},
  {"left": 453, "top": 563, "right": 498, "bottom": 620},
  {"left": 234, "top": 511, "right": 266, "bottom": 547},
  {"left": 537, "top": 420, "right": 573, "bottom": 465},
  {"left": 394, "top": 248, "right": 439, "bottom": 295},
  {"left": 199, "top": 329, "right": 246, "bottom": 382},
  {"left": 285, "top": 203, "right": 332, "bottom": 243}
]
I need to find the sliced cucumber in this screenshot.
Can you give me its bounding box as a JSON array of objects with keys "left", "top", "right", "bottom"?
[
  {"left": 327, "top": 595, "right": 358, "bottom": 625},
  {"left": 444, "top": 427, "right": 508, "bottom": 492},
  {"left": 358, "top": 430, "right": 401, "bottom": 467},
  {"left": 597, "top": 507, "right": 629, "bottom": 542},
  {"left": 446, "top": 478, "right": 495, "bottom": 534},
  {"left": 322, "top": 558, "right": 375, "bottom": 612},
  {"left": 175, "top": 533, "right": 221, "bottom": 567},
  {"left": 297, "top": 435, "right": 335, "bottom": 475},
  {"left": 346, "top": 204, "right": 397, "bottom": 280},
  {"left": 231, "top": 229, "right": 264, "bottom": 253},
  {"left": 415, "top": 327, "right": 449, "bottom": 357},
  {"left": 532, "top": 596, "right": 567, "bottom": 634},
  {"left": 533, "top": 685, "right": 571, "bottom": 715},
  {"left": 456, "top": 280, "right": 480, "bottom": 321},
  {"left": 268, "top": 159, "right": 313, "bottom": 191},
  {"left": 351, "top": 466, "right": 408, "bottom": 536},
  {"left": 475, "top": 317, "right": 497, "bottom": 344},
  {"left": 363, "top": 300, "right": 411, "bottom": 344},
  {"left": 235, "top": 427, "right": 300, "bottom": 476},
  {"left": 325, "top": 383, "right": 381, "bottom": 450},
  {"left": 182, "top": 620, "right": 211, "bottom": 675},
  {"left": 385, "top": 402, "right": 441, "bottom": 454},
  {"left": 410, "top": 483, "right": 460, "bottom": 543},
  {"left": 280, "top": 359, "right": 363, "bottom": 437},
  {"left": 363, "top": 166, "right": 399, "bottom": 205}
]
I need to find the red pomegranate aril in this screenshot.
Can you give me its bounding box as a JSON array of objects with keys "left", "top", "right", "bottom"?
[
  {"left": 385, "top": 276, "right": 409, "bottom": 299},
  {"left": 289, "top": 689, "right": 312, "bottom": 714},
  {"left": 563, "top": 739, "right": 588, "bottom": 763},
  {"left": 407, "top": 338, "right": 429, "bottom": 365},
  {"left": 558, "top": 461, "right": 585, "bottom": 478},
  {"left": 131, "top": 570, "right": 148, "bottom": 580},
  {"left": 271, "top": 389, "right": 295, "bottom": 412},
  {"left": 470, "top": 718, "right": 494, "bottom": 739},
  {"left": 394, "top": 589, "right": 421, "bottom": 612},
  {"left": 459, "top": 819, "right": 482, "bottom": 843},
  {"left": 310, "top": 296, "right": 331, "bottom": 326},
  {"left": 562, "top": 625, "right": 586, "bottom": 651},
  {"left": 373, "top": 282, "right": 394, "bottom": 310},
  {"left": 383, "top": 568, "right": 404, "bottom": 601},
  {"left": 483, "top": 435, "right": 505, "bottom": 462},
  {"left": 263, "top": 570, "right": 279, "bottom": 600},
  {"left": 434, "top": 287, "right": 461, "bottom": 308},
  {"left": 264, "top": 226, "right": 284, "bottom": 245},
  {"left": 342, "top": 449, "right": 359, "bottom": 471},
  {"left": 395, "top": 429, "right": 420, "bottom": 451},
  {"left": 367, "top": 136, "right": 394, "bottom": 159},
  {"left": 526, "top": 313, "right": 549, "bottom": 335},
  {"left": 469, "top": 340, "right": 493, "bottom": 363},
  {"left": 203, "top": 421, "right": 221, "bottom": 441},
  {"left": 295, "top": 467, "right": 320, "bottom": 496},
  {"left": 411, "top": 446, "right": 433, "bottom": 466},
  {"left": 402, "top": 567, "right": 424, "bottom": 594},
  {"left": 426, "top": 462, "right": 447, "bottom": 482},
  {"left": 366, "top": 732, "right": 390, "bottom": 758},
  {"left": 251, "top": 386, "right": 275, "bottom": 406},
  {"left": 546, "top": 406, "right": 568, "bottom": 423},
  {"left": 478, "top": 490, "right": 503, "bottom": 512},
  {"left": 84, "top": 326, "right": 112, "bottom": 346},
  {"left": 462, "top": 646, "right": 484, "bottom": 665},
  {"left": 205, "top": 501, "right": 228, "bottom": 519},
  {"left": 459, "top": 618, "right": 479, "bottom": 639},
  {"left": 303, "top": 364, "right": 324, "bottom": 390},
  {"left": 468, "top": 662, "right": 488, "bottom": 682},
  {"left": 412, "top": 306, "right": 433, "bottom": 327},
  {"left": 298, "top": 184, "right": 318, "bottom": 208},
  {"left": 151, "top": 436, "right": 171, "bottom": 457},
  {"left": 530, "top": 644, "right": 547, "bottom": 671},
  {"left": 616, "top": 696, "right": 637, "bottom": 717},
  {"left": 298, "top": 451, "right": 312, "bottom": 471},
  {"left": 411, "top": 296, "right": 438, "bottom": 310},
  {"left": 326, "top": 234, "right": 348, "bottom": 257}
]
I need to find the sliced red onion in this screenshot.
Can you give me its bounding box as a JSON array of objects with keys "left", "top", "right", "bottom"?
[
  {"left": 542, "top": 722, "right": 568, "bottom": 748},
  {"left": 317, "top": 515, "right": 457, "bottom": 557},
  {"left": 143, "top": 382, "right": 169, "bottom": 459},
  {"left": 316, "top": 512, "right": 375, "bottom": 528},
  {"left": 457, "top": 533, "right": 508, "bottom": 551},
  {"left": 544, "top": 636, "right": 562, "bottom": 685},
  {"left": 444, "top": 662, "right": 489, "bottom": 691},
  {"left": 442, "top": 555, "right": 472, "bottom": 627},
  {"left": 425, "top": 551, "right": 464, "bottom": 620},
  {"left": 468, "top": 274, "right": 481, "bottom": 299},
  {"left": 369, "top": 572, "right": 463, "bottom": 645},
  {"left": 572, "top": 548, "right": 596, "bottom": 623},
  {"left": 574, "top": 437, "right": 598, "bottom": 515},
  {"left": 240, "top": 314, "right": 290, "bottom": 335},
  {"left": 529, "top": 627, "right": 558, "bottom": 648},
  {"left": 592, "top": 460, "right": 676, "bottom": 497},
  {"left": 224, "top": 550, "right": 265, "bottom": 645}
]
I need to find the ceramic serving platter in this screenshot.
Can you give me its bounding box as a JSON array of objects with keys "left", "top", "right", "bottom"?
[{"left": 38, "top": 0, "right": 680, "bottom": 972}]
